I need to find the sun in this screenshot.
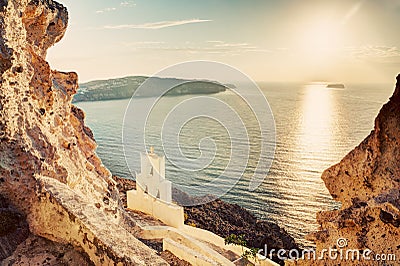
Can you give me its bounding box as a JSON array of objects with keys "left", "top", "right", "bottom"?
[{"left": 299, "top": 18, "right": 344, "bottom": 63}]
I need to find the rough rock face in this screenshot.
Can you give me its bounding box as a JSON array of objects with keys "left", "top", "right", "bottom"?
[
  {"left": 0, "top": 0, "right": 166, "bottom": 264},
  {"left": 1, "top": 235, "right": 94, "bottom": 266},
  {"left": 293, "top": 75, "right": 400, "bottom": 265},
  {"left": 0, "top": 195, "right": 29, "bottom": 261}
]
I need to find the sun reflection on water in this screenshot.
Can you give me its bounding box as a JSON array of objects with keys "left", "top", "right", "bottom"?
[
  {"left": 269, "top": 83, "right": 340, "bottom": 246},
  {"left": 300, "top": 83, "right": 335, "bottom": 156}
]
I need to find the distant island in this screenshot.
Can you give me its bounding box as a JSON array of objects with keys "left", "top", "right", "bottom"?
[
  {"left": 326, "top": 83, "right": 345, "bottom": 89},
  {"left": 73, "top": 76, "right": 229, "bottom": 103}
]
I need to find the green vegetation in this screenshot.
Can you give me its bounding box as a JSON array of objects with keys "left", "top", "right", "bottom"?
[
  {"left": 184, "top": 212, "right": 197, "bottom": 227},
  {"left": 73, "top": 76, "right": 228, "bottom": 103},
  {"left": 224, "top": 233, "right": 259, "bottom": 262},
  {"left": 187, "top": 221, "right": 197, "bottom": 227},
  {"left": 224, "top": 233, "right": 247, "bottom": 247}
]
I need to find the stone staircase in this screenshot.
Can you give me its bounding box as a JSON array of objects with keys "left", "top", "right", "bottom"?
[{"left": 124, "top": 209, "right": 278, "bottom": 266}]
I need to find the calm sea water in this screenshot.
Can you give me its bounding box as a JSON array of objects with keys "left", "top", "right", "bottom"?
[{"left": 76, "top": 82, "right": 393, "bottom": 247}]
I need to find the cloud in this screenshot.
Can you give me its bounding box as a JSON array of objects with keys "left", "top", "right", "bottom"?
[
  {"left": 121, "top": 40, "right": 270, "bottom": 55},
  {"left": 342, "top": 0, "right": 366, "bottom": 25},
  {"left": 122, "top": 41, "right": 165, "bottom": 47},
  {"left": 96, "top": 7, "right": 117, "bottom": 14},
  {"left": 214, "top": 43, "right": 250, "bottom": 48},
  {"left": 347, "top": 45, "right": 400, "bottom": 63},
  {"left": 96, "top": 1, "right": 135, "bottom": 14},
  {"left": 206, "top": 41, "right": 224, "bottom": 44},
  {"left": 209, "top": 41, "right": 270, "bottom": 53},
  {"left": 120, "top": 1, "right": 136, "bottom": 7},
  {"left": 104, "top": 19, "right": 212, "bottom": 30},
  {"left": 350, "top": 45, "right": 400, "bottom": 57}
]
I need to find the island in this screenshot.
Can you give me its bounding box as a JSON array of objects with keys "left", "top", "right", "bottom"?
[
  {"left": 326, "top": 83, "right": 345, "bottom": 89},
  {"left": 73, "top": 76, "right": 228, "bottom": 103}
]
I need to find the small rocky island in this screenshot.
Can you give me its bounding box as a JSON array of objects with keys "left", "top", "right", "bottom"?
[{"left": 326, "top": 83, "right": 345, "bottom": 89}]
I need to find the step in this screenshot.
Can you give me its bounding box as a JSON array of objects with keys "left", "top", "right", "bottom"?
[{"left": 163, "top": 238, "right": 221, "bottom": 266}]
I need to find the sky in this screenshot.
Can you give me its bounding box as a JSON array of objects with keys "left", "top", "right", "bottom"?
[{"left": 47, "top": 0, "right": 400, "bottom": 83}]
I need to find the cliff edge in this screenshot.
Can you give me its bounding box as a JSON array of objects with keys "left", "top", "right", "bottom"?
[
  {"left": 291, "top": 75, "right": 400, "bottom": 265},
  {"left": 0, "top": 1, "right": 166, "bottom": 264}
]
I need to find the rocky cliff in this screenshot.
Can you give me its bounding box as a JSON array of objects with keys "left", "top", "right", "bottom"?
[
  {"left": 291, "top": 75, "right": 400, "bottom": 265},
  {"left": 0, "top": 0, "right": 166, "bottom": 264}
]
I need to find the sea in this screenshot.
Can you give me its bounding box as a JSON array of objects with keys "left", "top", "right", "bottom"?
[{"left": 75, "top": 82, "right": 393, "bottom": 247}]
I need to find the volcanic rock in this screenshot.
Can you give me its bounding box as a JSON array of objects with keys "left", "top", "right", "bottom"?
[
  {"left": 0, "top": 1, "right": 166, "bottom": 264},
  {"left": 291, "top": 76, "right": 400, "bottom": 265}
]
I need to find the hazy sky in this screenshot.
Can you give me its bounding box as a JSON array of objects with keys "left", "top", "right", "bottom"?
[{"left": 48, "top": 0, "right": 400, "bottom": 83}]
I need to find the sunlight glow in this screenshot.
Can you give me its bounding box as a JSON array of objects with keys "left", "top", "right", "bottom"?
[
  {"left": 299, "top": 84, "right": 335, "bottom": 155},
  {"left": 47, "top": 1, "right": 399, "bottom": 83},
  {"left": 299, "top": 18, "right": 344, "bottom": 64}
]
